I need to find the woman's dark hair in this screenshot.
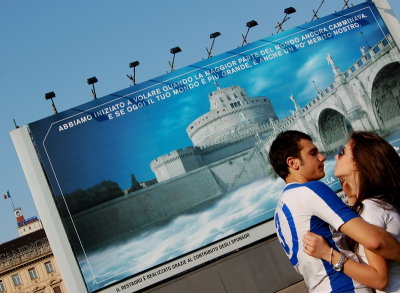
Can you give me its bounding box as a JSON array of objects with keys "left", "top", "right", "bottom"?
[{"left": 350, "top": 131, "right": 400, "bottom": 213}]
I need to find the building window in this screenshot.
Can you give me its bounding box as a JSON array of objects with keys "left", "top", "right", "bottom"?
[
  {"left": 12, "top": 274, "right": 22, "bottom": 286},
  {"left": 53, "top": 286, "right": 63, "bottom": 293},
  {"left": 45, "top": 261, "right": 55, "bottom": 273},
  {"left": 373, "top": 46, "right": 380, "bottom": 54},
  {"left": 28, "top": 267, "right": 39, "bottom": 280},
  {"left": 0, "top": 280, "right": 5, "bottom": 292}
]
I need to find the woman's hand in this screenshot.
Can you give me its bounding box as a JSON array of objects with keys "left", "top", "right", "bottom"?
[
  {"left": 304, "top": 231, "right": 389, "bottom": 290},
  {"left": 303, "top": 231, "right": 331, "bottom": 262}
]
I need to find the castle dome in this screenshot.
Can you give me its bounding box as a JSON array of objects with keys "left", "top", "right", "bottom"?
[{"left": 186, "top": 86, "right": 277, "bottom": 147}]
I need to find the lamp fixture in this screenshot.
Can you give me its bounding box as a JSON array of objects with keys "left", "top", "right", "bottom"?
[
  {"left": 45, "top": 91, "right": 58, "bottom": 114},
  {"left": 275, "top": 7, "right": 296, "bottom": 33},
  {"left": 169, "top": 46, "right": 182, "bottom": 72},
  {"left": 206, "top": 32, "right": 221, "bottom": 58},
  {"left": 241, "top": 20, "right": 258, "bottom": 46},
  {"left": 127, "top": 61, "right": 140, "bottom": 85},
  {"left": 87, "top": 76, "right": 98, "bottom": 100}
]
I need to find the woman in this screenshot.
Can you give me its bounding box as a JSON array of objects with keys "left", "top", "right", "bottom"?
[{"left": 303, "top": 131, "right": 400, "bottom": 292}]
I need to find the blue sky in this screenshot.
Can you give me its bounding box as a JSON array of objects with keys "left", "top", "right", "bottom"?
[{"left": 1, "top": 0, "right": 399, "bottom": 244}]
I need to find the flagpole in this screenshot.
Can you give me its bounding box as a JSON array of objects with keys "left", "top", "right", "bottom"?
[{"left": 10, "top": 192, "right": 16, "bottom": 211}]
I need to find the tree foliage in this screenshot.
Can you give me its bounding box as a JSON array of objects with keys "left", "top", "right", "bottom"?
[{"left": 64, "top": 181, "right": 124, "bottom": 214}]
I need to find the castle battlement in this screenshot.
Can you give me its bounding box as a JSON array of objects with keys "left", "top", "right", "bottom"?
[
  {"left": 186, "top": 86, "right": 277, "bottom": 147},
  {"left": 343, "top": 35, "right": 394, "bottom": 80},
  {"left": 150, "top": 147, "right": 201, "bottom": 169},
  {"left": 187, "top": 98, "right": 274, "bottom": 136}
]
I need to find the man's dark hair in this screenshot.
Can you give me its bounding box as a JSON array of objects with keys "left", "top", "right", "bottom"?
[{"left": 268, "top": 130, "right": 312, "bottom": 179}]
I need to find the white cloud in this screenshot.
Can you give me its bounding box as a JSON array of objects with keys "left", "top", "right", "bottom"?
[{"left": 297, "top": 54, "right": 324, "bottom": 78}]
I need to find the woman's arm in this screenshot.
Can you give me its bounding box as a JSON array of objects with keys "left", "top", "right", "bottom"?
[
  {"left": 303, "top": 231, "right": 388, "bottom": 290},
  {"left": 340, "top": 217, "right": 400, "bottom": 261}
]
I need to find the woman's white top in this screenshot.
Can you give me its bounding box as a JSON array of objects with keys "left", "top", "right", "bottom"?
[{"left": 358, "top": 199, "right": 400, "bottom": 293}]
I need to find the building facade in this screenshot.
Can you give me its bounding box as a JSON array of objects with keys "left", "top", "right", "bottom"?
[
  {"left": 0, "top": 210, "right": 67, "bottom": 293},
  {"left": 13, "top": 207, "right": 44, "bottom": 237}
]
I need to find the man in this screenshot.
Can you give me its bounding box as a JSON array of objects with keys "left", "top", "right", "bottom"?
[{"left": 268, "top": 130, "right": 400, "bottom": 292}]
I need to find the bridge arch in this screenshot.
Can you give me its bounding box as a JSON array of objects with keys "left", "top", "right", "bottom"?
[
  {"left": 318, "top": 108, "right": 352, "bottom": 152},
  {"left": 371, "top": 62, "right": 400, "bottom": 131}
]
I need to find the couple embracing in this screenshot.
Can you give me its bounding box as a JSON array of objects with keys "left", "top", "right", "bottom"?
[{"left": 269, "top": 130, "right": 400, "bottom": 293}]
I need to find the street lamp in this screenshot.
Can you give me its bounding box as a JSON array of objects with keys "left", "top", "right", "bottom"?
[
  {"left": 206, "top": 32, "right": 221, "bottom": 58},
  {"left": 87, "top": 76, "right": 98, "bottom": 100},
  {"left": 275, "top": 7, "right": 296, "bottom": 33},
  {"left": 241, "top": 20, "right": 258, "bottom": 46},
  {"left": 342, "top": 0, "right": 350, "bottom": 10},
  {"left": 45, "top": 91, "right": 58, "bottom": 114},
  {"left": 311, "top": 0, "right": 325, "bottom": 20},
  {"left": 169, "top": 46, "right": 182, "bottom": 72},
  {"left": 127, "top": 61, "right": 140, "bottom": 85}
]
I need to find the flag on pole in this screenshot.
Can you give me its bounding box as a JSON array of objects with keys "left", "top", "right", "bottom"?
[
  {"left": 3, "top": 190, "right": 16, "bottom": 210},
  {"left": 3, "top": 190, "right": 11, "bottom": 199}
]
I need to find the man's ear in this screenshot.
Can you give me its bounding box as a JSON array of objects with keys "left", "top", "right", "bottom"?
[{"left": 287, "top": 157, "right": 300, "bottom": 170}]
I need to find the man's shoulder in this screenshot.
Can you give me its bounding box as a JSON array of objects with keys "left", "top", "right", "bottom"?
[
  {"left": 303, "top": 180, "right": 334, "bottom": 194},
  {"left": 284, "top": 181, "right": 337, "bottom": 204},
  {"left": 285, "top": 181, "right": 330, "bottom": 193}
]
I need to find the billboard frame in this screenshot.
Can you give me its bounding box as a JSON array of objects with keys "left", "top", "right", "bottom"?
[{"left": 11, "top": 1, "right": 400, "bottom": 292}]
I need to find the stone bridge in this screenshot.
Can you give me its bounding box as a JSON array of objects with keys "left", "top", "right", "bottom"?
[{"left": 265, "top": 35, "right": 400, "bottom": 153}]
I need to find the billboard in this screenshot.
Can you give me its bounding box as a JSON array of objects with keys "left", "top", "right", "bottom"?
[{"left": 14, "top": 2, "right": 400, "bottom": 292}]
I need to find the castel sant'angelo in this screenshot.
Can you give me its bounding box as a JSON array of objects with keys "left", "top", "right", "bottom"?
[{"left": 150, "top": 84, "right": 278, "bottom": 182}]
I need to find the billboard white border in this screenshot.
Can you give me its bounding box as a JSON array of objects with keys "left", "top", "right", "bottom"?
[
  {"left": 11, "top": 126, "right": 87, "bottom": 293},
  {"left": 373, "top": 0, "right": 400, "bottom": 48}
]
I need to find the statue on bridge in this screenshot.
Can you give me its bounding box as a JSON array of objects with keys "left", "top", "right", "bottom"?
[
  {"left": 290, "top": 94, "right": 301, "bottom": 112},
  {"left": 326, "top": 53, "right": 341, "bottom": 76}
]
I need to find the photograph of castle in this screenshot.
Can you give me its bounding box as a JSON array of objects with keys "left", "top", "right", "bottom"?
[{"left": 26, "top": 2, "right": 400, "bottom": 292}]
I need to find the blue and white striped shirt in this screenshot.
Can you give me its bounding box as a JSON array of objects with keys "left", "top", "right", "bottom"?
[{"left": 274, "top": 181, "right": 372, "bottom": 293}]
